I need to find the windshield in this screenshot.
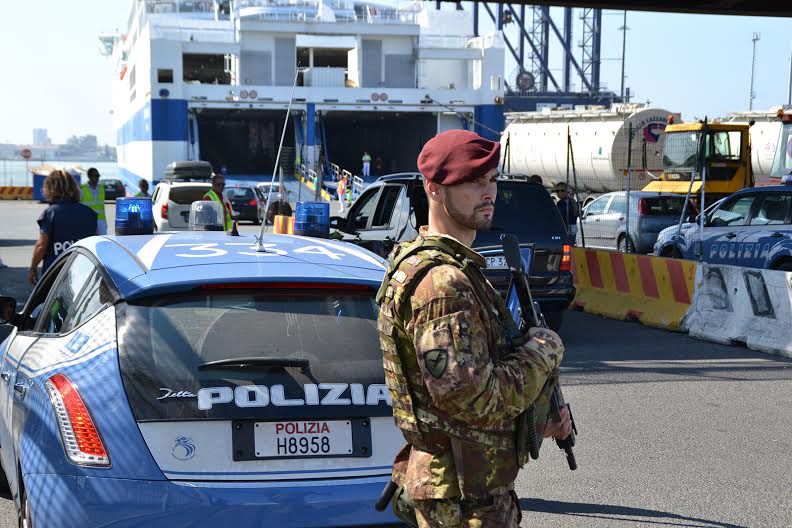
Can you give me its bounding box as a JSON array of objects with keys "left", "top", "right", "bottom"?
[
  {"left": 771, "top": 123, "right": 792, "bottom": 179},
  {"left": 118, "top": 289, "right": 387, "bottom": 420},
  {"left": 224, "top": 187, "right": 255, "bottom": 199},
  {"left": 663, "top": 132, "right": 700, "bottom": 171}
]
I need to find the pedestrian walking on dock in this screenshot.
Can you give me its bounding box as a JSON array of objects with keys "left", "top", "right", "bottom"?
[
  {"left": 80, "top": 167, "right": 107, "bottom": 235},
  {"left": 362, "top": 151, "right": 372, "bottom": 178},
  {"left": 29, "top": 170, "right": 97, "bottom": 284},
  {"left": 337, "top": 176, "right": 348, "bottom": 214}
]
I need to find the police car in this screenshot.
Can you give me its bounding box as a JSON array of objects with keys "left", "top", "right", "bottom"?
[
  {"left": 653, "top": 186, "right": 792, "bottom": 270},
  {"left": 0, "top": 224, "right": 402, "bottom": 526}
]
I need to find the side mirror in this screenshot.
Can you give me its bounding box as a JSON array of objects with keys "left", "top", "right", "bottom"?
[{"left": 0, "top": 296, "right": 18, "bottom": 326}]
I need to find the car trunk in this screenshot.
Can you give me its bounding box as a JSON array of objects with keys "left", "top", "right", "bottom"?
[
  {"left": 116, "top": 286, "right": 399, "bottom": 482},
  {"left": 168, "top": 187, "right": 210, "bottom": 228},
  {"left": 637, "top": 195, "right": 688, "bottom": 237}
]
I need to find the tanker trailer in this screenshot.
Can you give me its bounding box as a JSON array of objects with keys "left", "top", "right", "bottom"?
[
  {"left": 721, "top": 108, "right": 783, "bottom": 183},
  {"left": 501, "top": 105, "right": 679, "bottom": 196}
]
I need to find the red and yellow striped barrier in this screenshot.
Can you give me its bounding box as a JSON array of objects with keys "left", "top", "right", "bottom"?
[
  {"left": 0, "top": 186, "right": 33, "bottom": 200},
  {"left": 571, "top": 247, "right": 697, "bottom": 331}
]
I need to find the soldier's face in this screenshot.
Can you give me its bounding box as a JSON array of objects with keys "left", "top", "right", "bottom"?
[{"left": 441, "top": 169, "right": 498, "bottom": 231}]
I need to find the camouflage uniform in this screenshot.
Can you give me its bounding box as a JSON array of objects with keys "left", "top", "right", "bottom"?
[{"left": 377, "top": 227, "right": 564, "bottom": 527}]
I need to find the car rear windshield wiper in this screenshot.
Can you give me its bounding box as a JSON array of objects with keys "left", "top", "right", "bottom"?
[{"left": 198, "top": 357, "right": 310, "bottom": 371}]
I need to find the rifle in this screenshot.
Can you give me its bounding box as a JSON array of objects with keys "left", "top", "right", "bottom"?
[{"left": 501, "top": 233, "right": 578, "bottom": 470}]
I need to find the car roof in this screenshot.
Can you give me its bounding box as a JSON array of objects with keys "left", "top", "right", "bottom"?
[
  {"left": 74, "top": 232, "right": 386, "bottom": 300},
  {"left": 733, "top": 185, "right": 792, "bottom": 195},
  {"left": 159, "top": 181, "right": 211, "bottom": 188}
]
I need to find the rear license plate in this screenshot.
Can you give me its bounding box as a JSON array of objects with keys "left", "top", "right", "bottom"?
[
  {"left": 232, "top": 418, "right": 373, "bottom": 460},
  {"left": 485, "top": 256, "right": 508, "bottom": 269},
  {"left": 255, "top": 420, "right": 352, "bottom": 458}
]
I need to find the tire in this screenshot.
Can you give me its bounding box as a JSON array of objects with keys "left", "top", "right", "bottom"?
[
  {"left": 266, "top": 201, "right": 293, "bottom": 225},
  {"left": 0, "top": 458, "right": 9, "bottom": 493},
  {"left": 253, "top": 213, "right": 262, "bottom": 226},
  {"left": 617, "top": 235, "right": 634, "bottom": 253},
  {"left": 661, "top": 247, "right": 683, "bottom": 259},
  {"left": 543, "top": 310, "right": 565, "bottom": 332},
  {"left": 773, "top": 261, "right": 792, "bottom": 272}
]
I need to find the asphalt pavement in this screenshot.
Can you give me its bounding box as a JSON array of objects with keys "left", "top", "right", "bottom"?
[{"left": 1, "top": 198, "right": 791, "bottom": 527}]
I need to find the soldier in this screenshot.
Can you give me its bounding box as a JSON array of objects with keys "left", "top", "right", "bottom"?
[{"left": 377, "top": 129, "right": 571, "bottom": 527}]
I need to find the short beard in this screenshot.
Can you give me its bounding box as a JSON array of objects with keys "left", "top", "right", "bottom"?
[{"left": 445, "top": 193, "right": 493, "bottom": 231}]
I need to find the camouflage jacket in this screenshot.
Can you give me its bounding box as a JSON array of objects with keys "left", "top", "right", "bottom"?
[{"left": 377, "top": 228, "right": 564, "bottom": 501}]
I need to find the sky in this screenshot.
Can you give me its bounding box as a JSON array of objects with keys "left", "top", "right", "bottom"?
[{"left": 0, "top": 1, "right": 789, "bottom": 147}]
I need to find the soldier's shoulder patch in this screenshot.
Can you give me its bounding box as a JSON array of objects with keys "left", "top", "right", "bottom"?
[
  {"left": 393, "top": 270, "right": 408, "bottom": 284},
  {"left": 424, "top": 349, "right": 448, "bottom": 379}
]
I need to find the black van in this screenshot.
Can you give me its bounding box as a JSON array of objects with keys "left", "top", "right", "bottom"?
[{"left": 329, "top": 174, "right": 575, "bottom": 330}]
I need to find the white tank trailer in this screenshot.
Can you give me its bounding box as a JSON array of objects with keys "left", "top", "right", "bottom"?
[
  {"left": 721, "top": 108, "right": 783, "bottom": 181},
  {"left": 501, "top": 105, "right": 678, "bottom": 193}
]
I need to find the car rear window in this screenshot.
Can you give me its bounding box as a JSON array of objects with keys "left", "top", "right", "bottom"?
[
  {"left": 473, "top": 182, "right": 566, "bottom": 247},
  {"left": 169, "top": 186, "right": 209, "bottom": 204},
  {"left": 225, "top": 187, "right": 255, "bottom": 199},
  {"left": 641, "top": 196, "right": 687, "bottom": 216},
  {"left": 117, "top": 288, "right": 388, "bottom": 421}
]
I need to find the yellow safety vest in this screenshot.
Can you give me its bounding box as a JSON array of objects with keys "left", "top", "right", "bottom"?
[
  {"left": 203, "top": 189, "right": 232, "bottom": 230},
  {"left": 80, "top": 184, "right": 106, "bottom": 221}
]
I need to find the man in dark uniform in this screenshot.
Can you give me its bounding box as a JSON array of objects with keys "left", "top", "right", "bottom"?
[
  {"left": 377, "top": 130, "right": 571, "bottom": 527},
  {"left": 29, "top": 169, "right": 97, "bottom": 284}
]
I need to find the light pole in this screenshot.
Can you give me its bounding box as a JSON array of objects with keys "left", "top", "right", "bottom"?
[
  {"left": 787, "top": 49, "right": 791, "bottom": 106},
  {"left": 749, "top": 32, "right": 760, "bottom": 110},
  {"left": 619, "top": 10, "right": 628, "bottom": 100}
]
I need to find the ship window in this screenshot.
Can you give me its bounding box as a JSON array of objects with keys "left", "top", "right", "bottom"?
[
  {"left": 313, "top": 48, "right": 347, "bottom": 68},
  {"left": 158, "top": 69, "right": 173, "bottom": 83},
  {"left": 183, "top": 54, "right": 230, "bottom": 85}
]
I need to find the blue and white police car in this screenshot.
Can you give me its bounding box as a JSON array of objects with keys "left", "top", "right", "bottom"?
[
  {"left": 653, "top": 186, "right": 792, "bottom": 270},
  {"left": 0, "top": 221, "right": 403, "bottom": 526}
]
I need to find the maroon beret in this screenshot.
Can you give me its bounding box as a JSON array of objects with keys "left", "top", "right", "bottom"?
[{"left": 417, "top": 130, "right": 501, "bottom": 186}]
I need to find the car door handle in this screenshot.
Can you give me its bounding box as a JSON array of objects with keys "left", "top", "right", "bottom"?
[
  {"left": 725, "top": 232, "right": 737, "bottom": 239},
  {"left": 770, "top": 232, "right": 785, "bottom": 238},
  {"left": 0, "top": 372, "right": 10, "bottom": 383},
  {"left": 13, "top": 383, "right": 27, "bottom": 399},
  {"left": 618, "top": 217, "right": 625, "bottom": 221}
]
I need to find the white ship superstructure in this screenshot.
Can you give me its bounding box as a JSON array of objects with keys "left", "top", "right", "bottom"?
[{"left": 102, "top": 0, "right": 506, "bottom": 183}]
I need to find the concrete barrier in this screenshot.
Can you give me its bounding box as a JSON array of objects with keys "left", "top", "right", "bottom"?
[
  {"left": 683, "top": 264, "right": 792, "bottom": 358},
  {"left": 571, "top": 247, "right": 697, "bottom": 330},
  {"left": 0, "top": 186, "right": 33, "bottom": 200}
]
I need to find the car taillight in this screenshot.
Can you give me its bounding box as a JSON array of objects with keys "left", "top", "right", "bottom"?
[
  {"left": 161, "top": 202, "right": 169, "bottom": 219},
  {"left": 247, "top": 198, "right": 257, "bottom": 206},
  {"left": 638, "top": 198, "right": 650, "bottom": 216},
  {"left": 561, "top": 244, "right": 572, "bottom": 272},
  {"left": 45, "top": 374, "right": 110, "bottom": 467}
]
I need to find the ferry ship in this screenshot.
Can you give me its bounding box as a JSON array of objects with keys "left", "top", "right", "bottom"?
[{"left": 100, "top": 0, "right": 506, "bottom": 184}]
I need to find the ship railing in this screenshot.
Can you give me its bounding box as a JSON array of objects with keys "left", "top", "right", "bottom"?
[
  {"left": 352, "top": 174, "right": 364, "bottom": 198},
  {"left": 330, "top": 163, "right": 341, "bottom": 181},
  {"left": 145, "top": 0, "right": 216, "bottom": 15}
]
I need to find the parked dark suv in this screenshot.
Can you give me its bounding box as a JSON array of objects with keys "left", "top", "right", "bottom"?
[{"left": 329, "top": 173, "right": 575, "bottom": 330}]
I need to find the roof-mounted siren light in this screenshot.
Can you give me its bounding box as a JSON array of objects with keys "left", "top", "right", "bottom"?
[
  {"left": 667, "top": 114, "right": 674, "bottom": 125},
  {"left": 115, "top": 198, "right": 154, "bottom": 236},
  {"left": 190, "top": 201, "right": 225, "bottom": 231}
]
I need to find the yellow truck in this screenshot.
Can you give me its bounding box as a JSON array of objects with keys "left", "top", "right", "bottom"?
[{"left": 642, "top": 121, "right": 753, "bottom": 201}]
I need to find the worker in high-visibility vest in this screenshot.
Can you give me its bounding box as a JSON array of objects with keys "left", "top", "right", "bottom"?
[
  {"left": 202, "top": 173, "right": 234, "bottom": 230},
  {"left": 80, "top": 167, "right": 107, "bottom": 235},
  {"left": 361, "top": 152, "right": 371, "bottom": 178},
  {"left": 337, "top": 176, "right": 347, "bottom": 214},
  {"left": 135, "top": 179, "right": 150, "bottom": 198}
]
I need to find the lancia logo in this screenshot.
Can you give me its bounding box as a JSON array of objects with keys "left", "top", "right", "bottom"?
[{"left": 172, "top": 436, "right": 197, "bottom": 461}]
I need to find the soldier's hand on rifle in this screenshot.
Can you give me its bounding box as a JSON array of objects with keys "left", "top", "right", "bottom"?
[{"left": 540, "top": 405, "right": 572, "bottom": 439}]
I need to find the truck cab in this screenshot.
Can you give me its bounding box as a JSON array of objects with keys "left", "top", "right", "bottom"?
[{"left": 642, "top": 122, "right": 753, "bottom": 202}]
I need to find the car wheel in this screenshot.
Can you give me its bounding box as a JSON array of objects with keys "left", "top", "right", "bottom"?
[
  {"left": 543, "top": 310, "right": 564, "bottom": 332},
  {"left": 773, "top": 261, "right": 792, "bottom": 272},
  {"left": 661, "top": 247, "right": 683, "bottom": 259},
  {"left": 0, "top": 460, "right": 8, "bottom": 492},
  {"left": 617, "top": 235, "right": 634, "bottom": 253}
]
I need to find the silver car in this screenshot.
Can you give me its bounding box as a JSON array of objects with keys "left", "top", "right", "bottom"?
[{"left": 577, "top": 191, "right": 690, "bottom": 253}]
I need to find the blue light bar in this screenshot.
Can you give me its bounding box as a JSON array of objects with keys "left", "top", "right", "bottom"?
[{"left": 115, "top": 197, "right": 154, "bottom": 235}]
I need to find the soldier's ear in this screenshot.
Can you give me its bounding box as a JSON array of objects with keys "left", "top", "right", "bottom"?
[{"left": 425, "top": 181, "right": 442, "bottom": 202}]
